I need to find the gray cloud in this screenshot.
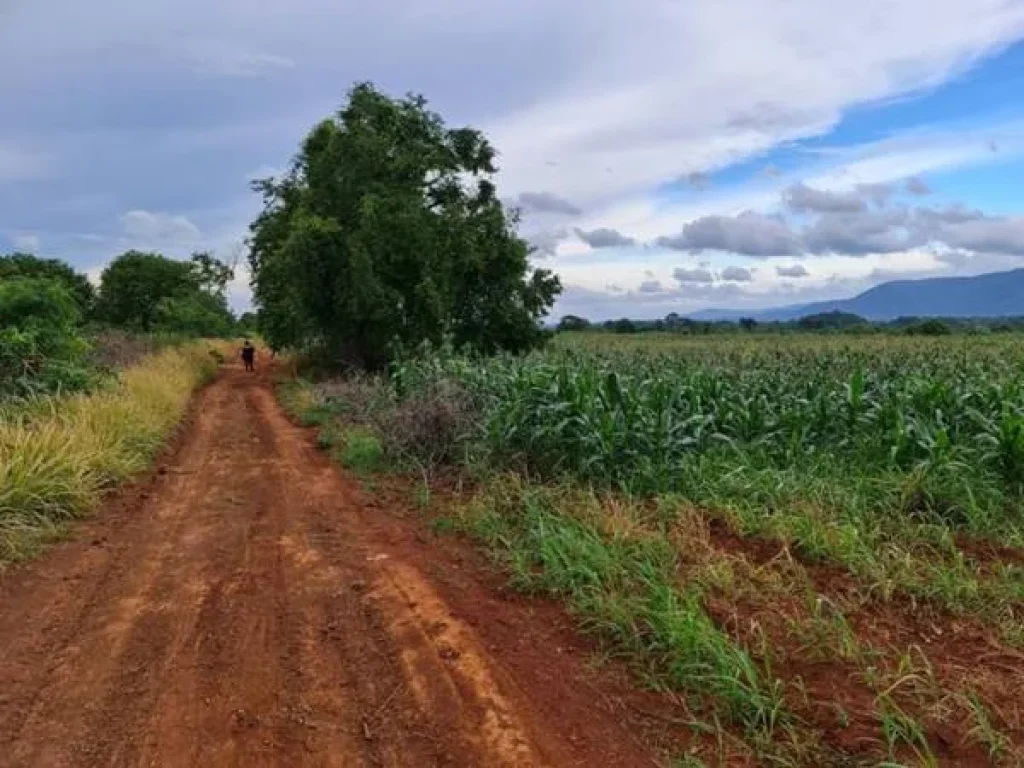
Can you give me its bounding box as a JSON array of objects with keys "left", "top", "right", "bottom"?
[
  {"left": 803, "top": 209, "right": 917, "bottom": 255},
  {"left": 856, "top": 182, "right": 892, "bottom": 207},
  {"left": 775, "top": 263, "right": 809, "bottom": 278},
  {"left": 526, "top": 229, "right": 568, "bottom": 258},
  {"left": 939, "top": 216, "right": 1024, "bottom": 256},
  {"left": 574, "top": 227, "right": 636, "bottom": 248},
  {"left": 783, "top": 182, "right": 866, "bottom": 214},
  {"left": 517, "top": 191, "right": 582, "bottom": 216},
  {"left": 721, "top": 265, "right": 754, "bottom": 282},
  {"left": 673, "top": 266, "right": 715, "bottom": 284},
  {"left": 905, "top": 176, "right": 931, "bottom": 196},
  {"left": 658, "top": 211, "right": 800, "bottom": 256},
  {"left": 638, "top": 279, "right": 664, "bottom": 293},
  {"left": 913, "top": 203, "right": 984, "bottom": 227}
]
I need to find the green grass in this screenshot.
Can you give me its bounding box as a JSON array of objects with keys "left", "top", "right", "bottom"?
[{"left": 452, "top": 478, "right": 802, "bottom": 755}]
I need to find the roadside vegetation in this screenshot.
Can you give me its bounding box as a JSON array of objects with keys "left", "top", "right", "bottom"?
[
  {"left": 256, "top": 83, "right": 1024, "bottom": 765},
  {"left": 284, "top": 334, "right": 1024, "bottom": 765},
  {"left": 0, "top": 248, "right": 240, "bottom": 565}
]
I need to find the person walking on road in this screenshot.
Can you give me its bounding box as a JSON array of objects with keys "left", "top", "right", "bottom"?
[{"left": 241, "top": 339, "right": 256, "bottom": 372}]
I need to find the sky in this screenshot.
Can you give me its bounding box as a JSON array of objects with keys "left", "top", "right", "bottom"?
[{"left": 3, "top": 1, "right": 1024, "bottom": 320}]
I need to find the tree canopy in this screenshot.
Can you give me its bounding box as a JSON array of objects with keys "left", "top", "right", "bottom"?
[
  {"left": 248, "top": 83, "right": 561, "bottom": 368},
  {"left": 95, "top": 250, "right": 234, "bottom": 333},
  {"left": 0, "top": 252, "right": 95, "bottom": 315}
]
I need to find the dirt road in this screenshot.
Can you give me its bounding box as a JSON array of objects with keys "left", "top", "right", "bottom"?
[{"left": 0, "top": 366, "right": 663, "bottom": 767}]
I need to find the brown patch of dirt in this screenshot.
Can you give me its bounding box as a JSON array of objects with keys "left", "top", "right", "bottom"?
[
  {"left": 955, "top": 535, "right": 1024, "bottom": 569},
  {"left": 0, "top": 365, "right": 670, "bottom": 768},
  {"left": 694, "top": 512, "right": 1024, "bottom": 766}
]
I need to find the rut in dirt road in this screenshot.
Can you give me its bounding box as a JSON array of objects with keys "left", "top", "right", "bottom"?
[{"left": 0, "top": 366, "right": 661, "bottom": 768}]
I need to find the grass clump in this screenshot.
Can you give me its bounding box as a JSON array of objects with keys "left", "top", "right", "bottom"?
[
  {"left": 0, "top": 342, "right": 219, "bottom": 563},
  {"left": 456, "top": 477, "right": 788, "bottom": 743}
]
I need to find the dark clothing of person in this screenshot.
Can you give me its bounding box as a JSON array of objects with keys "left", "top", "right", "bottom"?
[{"left": 242, "top": 345, "right": 255, "bottom": 372}]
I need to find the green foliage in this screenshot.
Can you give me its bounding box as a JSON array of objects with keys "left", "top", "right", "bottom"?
[
  {"left": 0, "top": 278, "right": 91, "bottom": 396},
  {"left": 557, "top": 315, "right": 591, "bottom": 332},
  {"left": 95, "top": 250, "right": 234, "bottom": 335},
  {"left": 154, "top": 292, "right": 234, "bottom": 337},
  {"left": 605, "top": 318, "right": 637, "bottom": 334},
  {"left": 796, "top": 311, "right": 868, "bottom": 331},
  {"left": 0, "top": 252, "right": 95, "bottom": 316},
  {"left": 249, "top": 82, "right": 560, "bottom": 368},
  {"left": 904, "top": 318, "right": 952, "bottom": 336}
]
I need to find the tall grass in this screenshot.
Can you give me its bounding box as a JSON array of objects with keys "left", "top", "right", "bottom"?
[{"left": 0, "top": 343, "right": 220, "bottom": 563}]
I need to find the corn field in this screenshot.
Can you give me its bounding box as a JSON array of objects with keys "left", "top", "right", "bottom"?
[{"left": 392, "top": 334, "right": 1024, "bottom": 538}]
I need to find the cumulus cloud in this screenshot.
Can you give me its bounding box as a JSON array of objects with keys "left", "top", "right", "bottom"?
[
  {"left": 650, "top": 194, "right": 1024, "bottom": 264},
  {"left": 673, "top": 266, "right": 715, "bottom": 284},
  {"left": 657, "top": 212, "right": 801, "bottom": 256},
  {"left": 121, "top": 210, "right": 201, "bottom": 242},
  {"left": 776, "top": 263, "right": 809, "bottom": 278},
  {"left": 574, "top": 227, "right": 636, "bottom": 248},
  {"left": 856, "top": 183, "right": 893, "bottom": 207},
  {"left": 783, "top": 182, "right": 867, "bottom": 214},
  {"left": 803, "top": 209, "right": 917, "bottom": 255},
  {"left": 638, "top": 279, "right": 664, "bottom": 293},
  {"left": 721, "top": 265, "right": 754, "bottom": 282},
  {"left": 939, "top": 216, "right": 1024, "bottom": 255},
  {"left": 517, "top": 191, "right": 582, "bottom": 216},
  {"left": 905, "top": 176, "right": 931, "bottom": 196}
]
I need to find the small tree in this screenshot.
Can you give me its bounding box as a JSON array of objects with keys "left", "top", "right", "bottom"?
[
  {"left": 248, "top": 82, "right": 561, "bottom": 368},
  {"left": 557, "top": 315, "right": 591, "bottom": 332},
  {"left": 96, "top": 251, "right": 195, "bottom": 330},
  {"left": 96, "top": 250, "right": 234, "bottom": 333}
]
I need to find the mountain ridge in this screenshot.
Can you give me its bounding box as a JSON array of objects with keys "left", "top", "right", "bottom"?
[{"left": 689, "top": 268, "right": 1024, "bottom": 321}]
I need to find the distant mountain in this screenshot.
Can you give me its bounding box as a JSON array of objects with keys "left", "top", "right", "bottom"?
[{"left": 690, "top": 268, "right": 1024, "bottom": 322}]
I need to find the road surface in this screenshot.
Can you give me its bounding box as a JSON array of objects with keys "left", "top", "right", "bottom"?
[{"left": 0, "top": 365, "right": 662, "bottom": 767}]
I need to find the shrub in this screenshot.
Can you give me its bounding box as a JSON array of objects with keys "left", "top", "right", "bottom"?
[{"left": 0, "top": 278, "right": 92, "bottom": 397}]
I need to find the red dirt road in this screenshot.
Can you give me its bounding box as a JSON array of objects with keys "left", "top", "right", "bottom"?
[{"left": 0, "top": 366, "right": 664, "bottom": 768}]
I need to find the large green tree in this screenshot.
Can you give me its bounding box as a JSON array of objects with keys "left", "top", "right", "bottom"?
[
  {"left": 248, "top": 83, "right": 561, "bottom": 368},
  {"left": 96, "top": 250, "right": 234, "bottom": 333},
  {"left": 0, "top": 252, "right": 95, "bottom": 316}
]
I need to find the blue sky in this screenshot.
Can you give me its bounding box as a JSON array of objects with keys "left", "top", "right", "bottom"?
[{"left": 2, "top": 0, "right": 1024, "bottom": 318}]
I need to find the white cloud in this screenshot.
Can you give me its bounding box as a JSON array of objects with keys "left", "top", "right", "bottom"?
[{"left": 121, "top": 210, "right": 201, "bottom": 242}]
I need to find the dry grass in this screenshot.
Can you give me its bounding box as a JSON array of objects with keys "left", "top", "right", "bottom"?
[{"left": 0, "top": 342, "right": 220, "bottom": 564}]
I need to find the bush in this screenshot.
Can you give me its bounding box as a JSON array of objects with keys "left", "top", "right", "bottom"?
[
  {"left": 0, "top": 278, "right": 92, "bottom": 397},
  {"left": 374, "top": 377, "right": 479, "bottom": 468}
]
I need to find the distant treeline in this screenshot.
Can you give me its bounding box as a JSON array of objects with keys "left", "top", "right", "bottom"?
[
  {"left": 1, "top": 250, "right": 255, "bottom": 398},
  {"left": 557, "top": 311, "right": 1024, "bottom": 336}
]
